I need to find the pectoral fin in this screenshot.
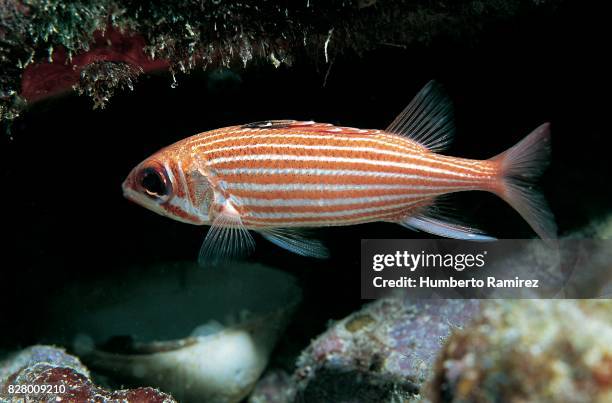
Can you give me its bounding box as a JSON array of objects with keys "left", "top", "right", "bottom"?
[
  {"left": 257, "top": 228, "right": 329, "bottom": 258},
  {"left": 198, "top": 209, "right": 255, "bottom": 266}
]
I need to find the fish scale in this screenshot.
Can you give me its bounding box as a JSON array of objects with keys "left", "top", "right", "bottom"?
[
  {"left": 181, "top": 127, "right": 494, "bottom": 227},
  {"left": 122, "top": 81, "right": 556, "bottom": 264}
]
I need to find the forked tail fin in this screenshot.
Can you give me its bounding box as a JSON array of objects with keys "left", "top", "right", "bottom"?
[{"left": 490, "top": 123, "right": 557, "bottom": 240}]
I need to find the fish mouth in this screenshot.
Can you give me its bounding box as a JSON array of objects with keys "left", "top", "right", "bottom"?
[
  {"left": 121, "top": 179, "right": 136, "bottom": 201},
  {"left": 122, "top": 174, "right": 208, "bottom": 225},
  {"left": 122, "top": 185, "right": 168, "bottom": 221},
  {"left": 122, "top": 187, "right": 142, "bottom": 206},
  {"left": 122, "top": 174, "right": 145, "bottom": 204},
  {"left": 122, "top": 180, "right": 176, "bottom": 220},
  {"left": 122, "top": 180, "right": 148, "bottom": 207}
]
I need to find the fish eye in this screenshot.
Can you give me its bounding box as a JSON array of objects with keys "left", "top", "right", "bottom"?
[{"left": 139, "top": 167, "right": 170, "bottom": 200}]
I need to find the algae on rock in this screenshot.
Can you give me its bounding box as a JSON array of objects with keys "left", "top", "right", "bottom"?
[{"left": 1, "top": 0, "right": 560, "bottom": 129}]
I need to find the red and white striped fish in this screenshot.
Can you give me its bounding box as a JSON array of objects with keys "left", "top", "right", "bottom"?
[{"left": 122, "top": 81, "right": 556, "bottom": 263}]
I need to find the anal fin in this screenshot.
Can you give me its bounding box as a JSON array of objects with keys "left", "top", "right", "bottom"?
[
  {"left": 399, "top": 198, "right": 495, "bottom": 241},
  {"left": 401, "top": 215, "right": 495, "bottom": 241},
  {"left": 257, "top": 228, "right": 329, "bottom": 259}
]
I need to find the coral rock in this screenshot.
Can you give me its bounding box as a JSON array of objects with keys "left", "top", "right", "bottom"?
[
  {"left": 0, "top": 345, "right": 176, "bottom": 402},
  {"left": 295, "top": 297, "right": 481, "bottom": 402},
  {"left": 428, "top": 300, "right": 612, "bottom": 403},
  {"left": 248, "top": 370, "right": 296, "bottom": 403}
]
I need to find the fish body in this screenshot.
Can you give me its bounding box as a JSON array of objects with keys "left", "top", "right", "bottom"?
[
  {"left": 123, "top": 82, "right": 556, "bottom": 263},
  {"left": 140, "top": 122, "right": 499, "bottom": 228}
]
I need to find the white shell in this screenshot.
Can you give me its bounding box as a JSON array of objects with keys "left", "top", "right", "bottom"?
[{"left": 42, "top": 262, "right": 301, "bottom": 403}]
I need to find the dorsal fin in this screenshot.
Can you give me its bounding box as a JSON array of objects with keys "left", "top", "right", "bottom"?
[
  {"left": 242, "top": 120, "right": 383, "bottom": 136},
  {"left": 385, "top": 81, "right": 455, "bottom": 152},
  {"left": 241, "top": 120, "right": 298, "bottom": 129}
]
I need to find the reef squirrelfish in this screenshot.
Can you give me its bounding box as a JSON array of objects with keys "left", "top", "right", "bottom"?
[{"left": 122, "top": 81, "right": 556, "bottom": 264}]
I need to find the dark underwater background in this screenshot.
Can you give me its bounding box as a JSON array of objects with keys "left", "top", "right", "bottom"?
[{"left": 0, "top": 0, "right": 610, "bottom": 395}]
